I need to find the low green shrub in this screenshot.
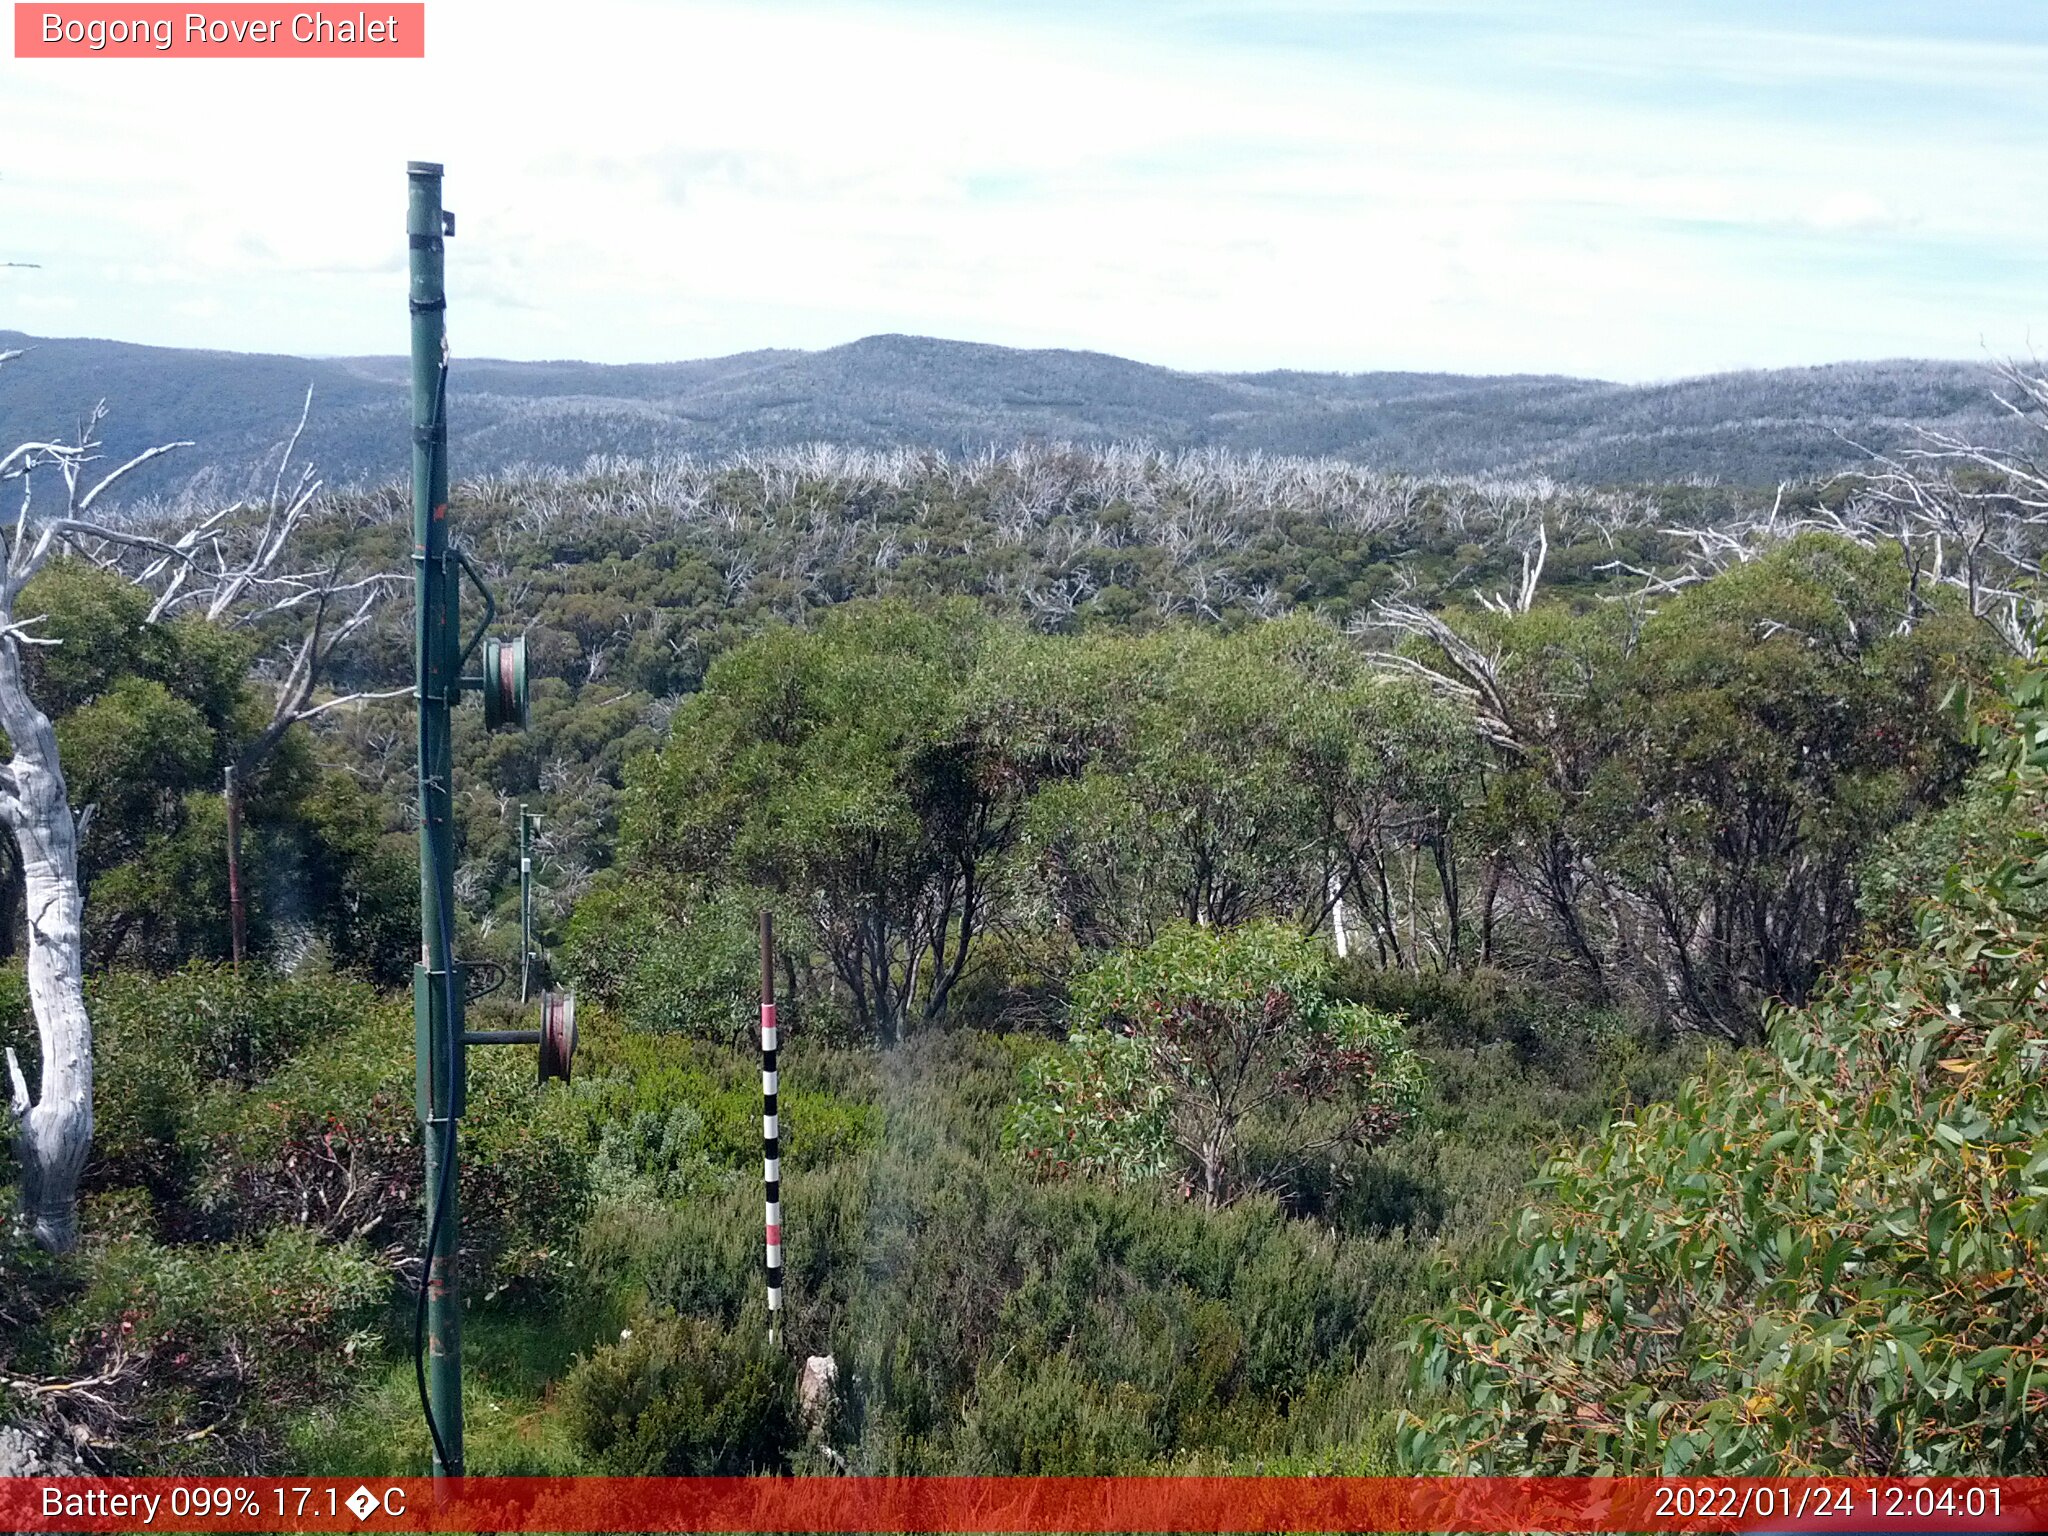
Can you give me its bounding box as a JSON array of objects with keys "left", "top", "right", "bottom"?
[
  {"left": 186, "top": 998, "right": 416, "bottom": 1245},
  {"left": 580, "top": 1022, "right": 880, "bottom": 1197},
  {"left": 82, "top": 963, "right": 373, "bottom": 1207},
  {"left": 1008, "top": 922, "right": 1423, "bottom": 1205},
  {"left": 562, "top": 880, "right": 783, "bottom": 1043},
  {"left": 40, "top": 1227, "right": 383, "bottom": 1471},
  {"left": 561, "top": 1312, "right": 796, "bottom": 1473},
  {"left": 1335, "top": 962, "right": 1643, "bottom": 1076},
  {"left": 191, "top": 1000, "right": 595, "bottom": 1297},
  {"left": 956, "top": 1354, "right": 1160, "bottom": 1473},
  {"left": 578, "top": 1032, "right": 1450, "bottom": 1475}
]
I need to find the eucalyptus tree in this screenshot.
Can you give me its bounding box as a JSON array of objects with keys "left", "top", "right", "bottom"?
[
  {"left": 624, "top": 599, "right": 1025, "bottom": 1044},
  {"left": 1373, "top": 535, "right": 1992, "bottom": 1039}
]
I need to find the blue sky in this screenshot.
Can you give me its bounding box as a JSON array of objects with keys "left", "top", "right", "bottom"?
[{"left": 2, "top": 0, "right": 2043, "bottom": 378}]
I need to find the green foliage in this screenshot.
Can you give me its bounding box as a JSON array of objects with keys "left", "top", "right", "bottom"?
[
  {"left": 663, "top": 1020, "right": 1681, "bottom": 1476},
  {"left": 615, "top": 604, "right": 1478, "bottom": 1044},
  {"left": 21, "top": 560, "right": 248, "bottom": 728},
  {"left": 561, "top": 1313, "right": 797, "bottom": 1474},
  {"left": 1012, "top": 923, "right": 1423, "bottom": 1206},
  {"left": 187, "top": 992, "right": 595, "bottom": 1298},
  {"left": 1335, "top": 963, "right": 1643, "bottom": 1076},
  {"left": 84, "top": 963, "right": 372, "bottom": 1200},
  {"left": 999, "top": 619, "right": 1455, "bottom": 945},
  {"left": 587, "top": 1032, "right": 1442, "bottom": 1474},
  {"left": 2, "top": 964, "right": 601, "bottom": 1470},
  {"left": 59, "top": 678, "right": 215, "bottom": 859},
  {"left": 12, "top": 1227, "right": 384, "bottom": 1470},
  {"left": 562, "top": 880, "right": 765, "bottom": 1042},
  {"left": 184, "top": 1008, "right": 418, "bottom": 1246},
  {"left": 0, "top": 559, "right": 415, "bottom": 979},
  {"left": 10, "top": 563, "right": 247, "bottom": 969},
  {"left": 65, "top": 1224, "right": 383, "bottom": 1386},
  {"left": 284, "top": 1307, "right": 606, "bottom": 1477},
  {"left": 1399, "top": 655, "right": 2048, "bottom": 1475},
  {"left": 4, "top": 951, "right": 1690, "bottom": 1477},
  {"left": 5, "top": 414, "right": 2014, "bottom": 1479},
  {"left": 957, "top": 1353, "right": 1161, "bottom": 1473},
  {"left": 1004, "top": 1029, "right": 1173, "bottom": 1186},
  {"left": 1458, "top": 535, "right": 1990, "bottom": 1038},
  {"left": 285, "top": 771, "right": 418, "bottom": 989},
  {"left": 624, "top": 600, "right": 1016, "bottom": 1043},
  {"left": 579, "top": 1023, "right": 881, "bottom": 1204}
]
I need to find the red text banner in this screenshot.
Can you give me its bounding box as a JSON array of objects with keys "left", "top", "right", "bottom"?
[
  {"left": 14, "top": 4, "right": 424, "bottom": 57},
  {"left": 5, "top": 1476, "right": 2047, "bottom": 1533}
]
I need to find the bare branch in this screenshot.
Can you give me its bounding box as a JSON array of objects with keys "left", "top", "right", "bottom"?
[
  {"left": 0, "top": 441, "right": 79, "bottom": 483},
  {"left": 292, "top": 685, "right": 413, "bottom": 722},
  {"left": 74, "top": 441, "right": 194, "bottom": 513},
  {"left": 1366, "top": 599, "right": 1525, "bottom": 751},
  {"left": 17, "top": 518, "right": 198, "bottom": 590},
  {"left": 271, "top": 384, "right": 315, "bottom": 513}
]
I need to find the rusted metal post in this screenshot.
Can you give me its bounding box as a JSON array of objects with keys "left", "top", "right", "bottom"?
[{"left": 223, "top": 765, "right": 246, "bottom": 966}]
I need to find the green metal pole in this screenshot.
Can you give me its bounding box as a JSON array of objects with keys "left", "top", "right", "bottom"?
[{"left": 407, "top": 159, "right": 464, "bottom": 1481}]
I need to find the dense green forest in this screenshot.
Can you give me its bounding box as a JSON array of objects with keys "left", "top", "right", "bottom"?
[{"left": 2, "top": 379, "right": 2045, "bottom": 1476}]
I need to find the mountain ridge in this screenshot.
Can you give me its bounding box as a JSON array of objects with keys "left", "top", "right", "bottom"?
[{"left": 0, "top": 328, "right": 2019, "bottom": 498}]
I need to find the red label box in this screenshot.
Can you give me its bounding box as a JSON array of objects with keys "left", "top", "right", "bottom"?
[{"left": 14, "top": 3, "right": 425, "bottom": 56}]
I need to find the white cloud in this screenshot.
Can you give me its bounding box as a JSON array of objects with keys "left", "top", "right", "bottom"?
[
  {"left": 0, "top": 0, "right": 2041, "bottom": 378},
  {"left": 1803, "top": 191, "right": 1905, "bottom": 234}
]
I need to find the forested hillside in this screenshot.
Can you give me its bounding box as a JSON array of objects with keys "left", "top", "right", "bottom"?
[
  {"left": 1, "top": 350, "right": 2044, "bottom": 1477},
  {"left": 0, "top": 328, "right": 2024, "bottom": 498}
]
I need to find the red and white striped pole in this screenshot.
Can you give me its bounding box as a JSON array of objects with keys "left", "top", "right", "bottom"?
[{"left": 760, "top": 911, "right": 782, "bottom": 1342}]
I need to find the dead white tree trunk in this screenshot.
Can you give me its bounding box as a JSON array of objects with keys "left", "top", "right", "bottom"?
[
  {"left": 0, "top": 634, "right": 89, "bottom": 1252},
  {"left": 0, "top": 393, "right": 196, "bottom": 1251},
  {"left": 0, "top": 366, "right": 396, "bottom": 1250}
]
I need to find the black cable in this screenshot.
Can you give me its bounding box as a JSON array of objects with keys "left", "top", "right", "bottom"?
[{"left": 413, "top": 1101, "right": 458, "bottom": 1474}]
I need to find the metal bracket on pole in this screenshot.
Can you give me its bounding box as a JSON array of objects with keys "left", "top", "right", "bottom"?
[{"left": 452, "top": 547, "right": 496, "bottom": 673}]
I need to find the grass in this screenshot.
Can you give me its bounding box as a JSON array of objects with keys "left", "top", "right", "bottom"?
[
  {"left": 288, "top": 1300, "right": 625, "bottom": 1476},
  {"left": 281, "top": 997, "right": 1698, "bottom": 1475}
]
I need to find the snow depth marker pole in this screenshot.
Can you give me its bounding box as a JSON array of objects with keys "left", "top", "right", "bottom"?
[{"left": 761, "top": 910, "right": 783, "bottom": 1342}]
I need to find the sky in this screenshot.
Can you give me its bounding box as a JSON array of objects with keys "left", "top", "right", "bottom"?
[{"left": 1, "top": 0, "right": 2044, "bottom": 380}]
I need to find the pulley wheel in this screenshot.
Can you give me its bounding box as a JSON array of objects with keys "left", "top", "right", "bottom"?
[
  {"left": 538, "top": 989, "right": 577, "bottom": 1084},
  {"left": 482, "top": 633, "right": 529, "bottom": 731}
]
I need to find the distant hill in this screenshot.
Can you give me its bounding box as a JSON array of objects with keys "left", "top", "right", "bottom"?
[{"left": 0, "top": 329, "right": 2021, "bottom": 499}]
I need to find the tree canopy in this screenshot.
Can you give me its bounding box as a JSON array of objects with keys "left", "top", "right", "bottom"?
[{"left": 1399, "top": 650, "right": 2048, "bottom": 1474}]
